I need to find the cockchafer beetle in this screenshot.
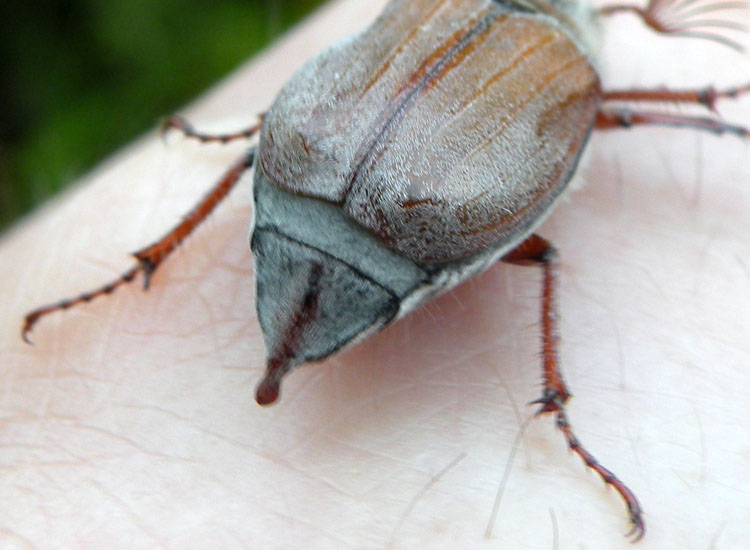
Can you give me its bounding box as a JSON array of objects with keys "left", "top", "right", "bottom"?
[{"left": 22, "top": 0, "right": 750, "bottom": 541}]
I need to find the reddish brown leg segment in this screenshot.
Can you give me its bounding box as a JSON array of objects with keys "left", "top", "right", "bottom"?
[
  {"left": 502, "top": 234, "right": 645, "bottom": 542},
  {"left": 162, "top": 115, "right": 263, "bottom": 144},
  {"left": 598, "top": 80, "right": 750, "bottom": 139},
  {"left": 22, "top": 148, "right": 256, "bottom": 343},
  {"left": 595, "top": 107, "right": 750, "bottom": 139},
  {"left": 502, "top": 235, "right": 569, "bottom": 407},
  {"left": 602, "top": 83, "right": 750, "bottom": 112}
]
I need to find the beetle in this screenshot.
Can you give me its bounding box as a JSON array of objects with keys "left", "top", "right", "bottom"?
[{"left": 22, "top": 0, "right": 750, "bottom": 541}]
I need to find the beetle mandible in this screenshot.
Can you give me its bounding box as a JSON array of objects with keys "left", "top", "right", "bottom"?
[{"left": 22, "top": 0, "right": 750, "bottom": 541}]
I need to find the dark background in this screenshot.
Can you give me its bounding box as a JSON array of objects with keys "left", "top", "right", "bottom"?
[{"left": 0, "top": 0, "right": 326, "bottom": 232}]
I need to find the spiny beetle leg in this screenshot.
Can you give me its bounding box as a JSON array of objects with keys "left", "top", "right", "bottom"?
[
  {"left": 502, "top": 235, "right": 569, "bottom": 407},
  {"left": 598, "top": 0, "right": 749, "bottom": 51},
  {"left": 595, "top": 107, "right": 750, "bottom": 139},
  {"left": 502, "top": 234, "right": 645, "bottom": 542},
  {"left": 161, "top": 114, "right": 263, "bottom": 144},
  {"left": 602, "top": 83, "right": 750, "bottom": 113},
  {"left": 22, "top": 148, "right": 256, "bottom": 344}
]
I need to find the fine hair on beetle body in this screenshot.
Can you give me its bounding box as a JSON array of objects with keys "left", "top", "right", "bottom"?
[{"left": 20, "top": 0, "right": 750, "bottom": 544}]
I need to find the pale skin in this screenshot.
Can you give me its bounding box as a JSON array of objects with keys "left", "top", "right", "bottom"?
[{"left": 2, "top": 0, "right": 749, "bottom": 548}]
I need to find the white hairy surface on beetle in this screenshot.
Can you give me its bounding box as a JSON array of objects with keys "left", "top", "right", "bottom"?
[{"left": 1, "top": 1, "right": 748, "bottom": 549}]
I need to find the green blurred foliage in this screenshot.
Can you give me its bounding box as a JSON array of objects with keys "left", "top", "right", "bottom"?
[{"left": 0, "top": 0, "right": 326, "bottom": 232}]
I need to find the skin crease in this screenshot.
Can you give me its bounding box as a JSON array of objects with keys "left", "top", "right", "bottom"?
[{"left": 1, "top": 0, "right": 748, "bottom": 548}]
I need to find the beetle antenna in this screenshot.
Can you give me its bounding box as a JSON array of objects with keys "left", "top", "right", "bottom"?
[{"left": 599, "top": 0, "right": 749, "bottom": 51}]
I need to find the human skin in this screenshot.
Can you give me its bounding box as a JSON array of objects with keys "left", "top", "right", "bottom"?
[{"left": 1, "top": 0, "right": 749, "bottom": 548}]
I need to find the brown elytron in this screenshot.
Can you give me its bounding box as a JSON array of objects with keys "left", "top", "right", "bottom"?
[{"left": 259, "top": 0, "right": 600, "bottom": 262}]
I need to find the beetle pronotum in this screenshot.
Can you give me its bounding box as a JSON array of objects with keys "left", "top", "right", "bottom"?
[{"left": 21, "top": 0, "right": 750, "bottom": 541}]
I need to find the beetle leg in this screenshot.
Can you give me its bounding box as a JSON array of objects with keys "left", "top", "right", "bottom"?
[
  {"left": 502, "top": 234, "right": 645, "bottom": 542},
  {"left": 502, "top": 236, "right": 569, "bottom": 407},
  {"left": 602, "top": 82, "right": 750, "bottom": 112},
  {"left": 597, "top": 0, "right": 748, "bottom": 51},
  {"left": 21, "top": 148, "right": 256, "bottom": 344},
  {"left": 595, "top": 106, "right": 750, "bottom": 139},
  {"left": 161, "top": 114, "right": 263, "bottom": 144}
]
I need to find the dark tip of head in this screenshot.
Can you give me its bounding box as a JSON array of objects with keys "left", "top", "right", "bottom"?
[{"left": 255, "top": 376, "right": 280, "bottom": 406}]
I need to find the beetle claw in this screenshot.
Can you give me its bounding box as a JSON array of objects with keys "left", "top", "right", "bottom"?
[{"left": 625, "top": 515, "right": 646, "bottom": 543}]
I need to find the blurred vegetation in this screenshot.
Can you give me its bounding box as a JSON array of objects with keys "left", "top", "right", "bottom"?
[{"left": 0, "top": 0, "right": 326, "bottom": 232}]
